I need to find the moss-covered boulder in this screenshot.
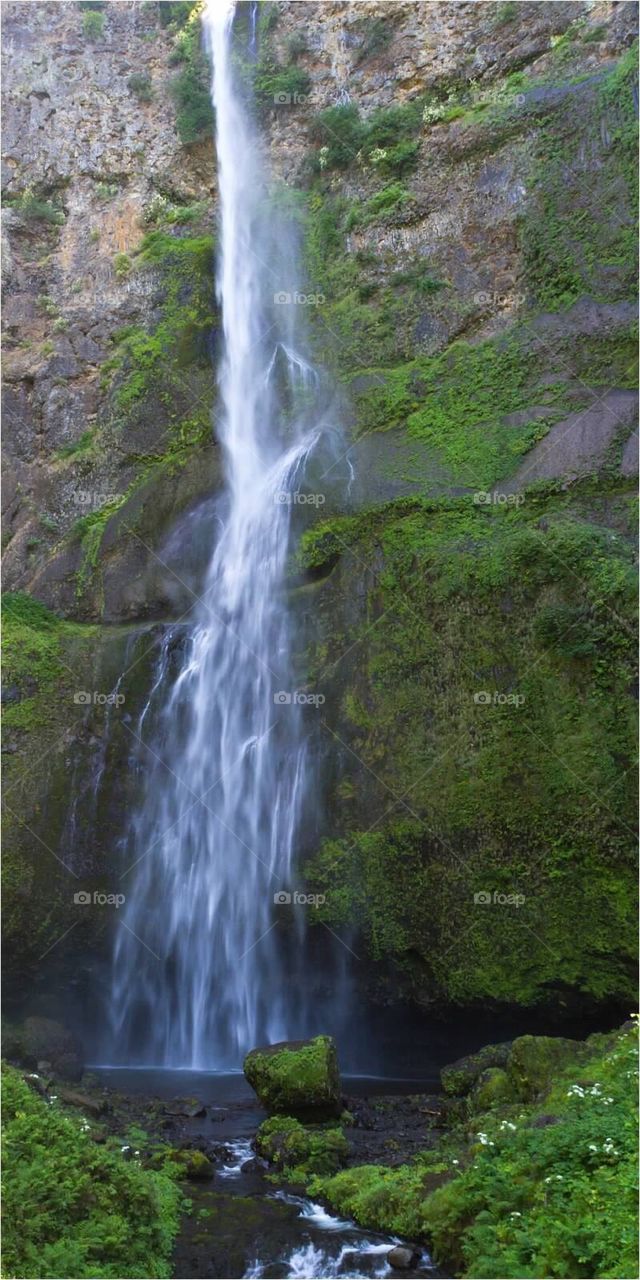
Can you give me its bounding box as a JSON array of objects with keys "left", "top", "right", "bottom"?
[
  {"left": 164, "top": 1147, "right": 214, "bottom": 1179},
  {"left": 255, "top": 1114, "right": 348, "bottom": 1181},
  {"left": 507, "top": 1034, "right": 587, "bottom": 1101},
  {"left": 440, "top": 1041, "right": 511, "bottom": 1097},
  {"left": 243, "top": 1036, "right": 341, "bottom": 1119},
  {"left": 468, "top": 1066, "right": 516, "bottom": 1113}
]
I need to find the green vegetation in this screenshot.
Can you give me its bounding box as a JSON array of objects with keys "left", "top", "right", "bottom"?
[
  {"left": 254, "top": 61, "right": 311, "bottom": 107},
  {"left": 1, "top": 1065, "right": 181, "bottom": 1279},
  {"left": 301, "top": 491, "right": 637, "bottom": 1009},
  {"left": 255, "top": 1115, "right": 349, "bottom": 1181},
  {"left": 127, "top": 73, "right": 153, "bottom": 102},
  {"left": 352, "top": 15, "right": 392, "bottom": 65},
  {"left": 9, "top": 189, "right": 65, "bottom": 227},
  {"left": 308, "top": 99, "right": 423, "bottom": 175},
  {"left": 244, "top": 1036, "right": 341, "bottom": 1118},
  {"left": 521, "top": 44, "right": 638, "bottom": 309},
  {"left": 311, "top": 1024, "right": 638, "bottom": 1280},
  {"left": 168, "top": 3, "right": 214, "bottom": 144},
  {"left": 81, "top": 9, "right": 105, "bottom": 39},
  {"left": 113, "top": 252, "right": 131, "bottom": 278}
]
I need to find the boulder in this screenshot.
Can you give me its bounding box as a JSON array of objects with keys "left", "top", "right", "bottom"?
[
  {"left": 20, "top": 1017, "right": 83, "bottom": 1081},
  {"left": 388, "top": 1245, "right": 420, "bottom": 1269},
  {"left": 244, "top": 1035, "right": 341, "bottom": 1119},
  {"left": 507, "top": 1035, "right": 587, "bottom": 1101},
  {"left": 255, "top": 1114, "right": 348, "bottom": 1176},
  {"left": 440, "top": 1041, "right": 512, "bottom": 1097},
  {"left": 469, "top": 1066, "right": 515, "bottom": 1112}
]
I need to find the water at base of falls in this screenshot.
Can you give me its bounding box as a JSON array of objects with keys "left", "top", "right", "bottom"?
[{"left": 108, "top": 0, "right": 347, "bottom": 1068}]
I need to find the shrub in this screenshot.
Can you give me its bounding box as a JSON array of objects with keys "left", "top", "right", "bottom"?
[
  {"left": 11, "top": 190, "right": 64, "bottom": 226},
  {"left": 127, "top": 73, "right": 153, "bottom": 102},
  {"left": 254, "top": 62, "right": 312, "bottom": 107},
  {"left": 82, "top": 10, "right": 105, "bottom": 39},
  {"left": 170, "top": 48, "right": 214, "bottom": 144},
  {"left": 1, "top": 1065, "right": 181, "bottom": 1279},
  {"left": 308, "top": 104, "right": 365, "bottom": 169},
  {"left": 113, "top": 253, "right": 132, "bottom": 278}
]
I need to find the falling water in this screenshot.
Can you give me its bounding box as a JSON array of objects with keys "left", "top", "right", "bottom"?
[{"left": 110, "top": 0, "right": 338, "bottom": 1068}]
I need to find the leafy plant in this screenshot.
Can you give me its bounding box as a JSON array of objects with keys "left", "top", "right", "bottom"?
[
  {"left": 82, "top": 10, "right": 105, "bottom": 39},
  {"left": 127, "top": 73, "right": 153, "bottom": 102}
]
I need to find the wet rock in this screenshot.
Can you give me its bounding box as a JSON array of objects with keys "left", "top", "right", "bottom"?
[
  {"left": 507, "top": 1035, "right": 587, "bottom": 1101},
  {"left": 388, "top": 1245, "right": 420, "bottom": 1269},
  {"left": 244, "top": 1035, "right": 341, "bottom": 1119},
  {"left": 20, "top": 1016, "right": 84, "bottom": 1082},
  {"left": 57, "top": 1087, "right": 109, "bottom": 1118},
  {"left": 164, "top": 1097, "right": 206, "bottom": 1118},
  {"left": 165, "top": 1147, "right": 215, "bottom": 1179},
  {"left": 441, "top": 1041, "right": 512, "bottom": 1097}
]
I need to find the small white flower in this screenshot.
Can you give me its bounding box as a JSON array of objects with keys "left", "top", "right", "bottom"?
[
  {"left": 452, "top": 1158, "right": 459, "bottom": 1165},
  {"left": 510, "top": 1212, "right": 522, "bottom": 1218},
  {"left": 588, "top": 1144, "right": 598, "bottom": 1152}
]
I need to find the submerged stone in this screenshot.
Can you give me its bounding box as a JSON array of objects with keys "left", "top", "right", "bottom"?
[{"left": 244, "top": 1035, "right": 341, "bottom": 1119}]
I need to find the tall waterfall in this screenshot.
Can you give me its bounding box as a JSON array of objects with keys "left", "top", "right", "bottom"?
[{"left": 110, "top": 0, "right": 336, "bottom": 1068}]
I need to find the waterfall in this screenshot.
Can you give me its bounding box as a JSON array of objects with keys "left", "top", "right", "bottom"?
[{"left": 109, "top": 0, "right": 337, "bottom": 1068}]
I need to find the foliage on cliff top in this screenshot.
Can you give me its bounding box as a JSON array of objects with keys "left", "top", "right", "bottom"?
[
  {"left": 311, "top": 1022, "right": 638, "bottom": 1279},
  {"left": 1, "top": 1065, "right": 181, "bottom": 1279}
]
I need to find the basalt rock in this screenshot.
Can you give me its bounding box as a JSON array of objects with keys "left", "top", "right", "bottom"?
[{"left": 244, "top": 1035, "right": 342, "bottom": 1119}]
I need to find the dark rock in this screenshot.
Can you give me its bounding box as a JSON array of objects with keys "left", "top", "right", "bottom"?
[
  {"left": 164, "top": 1097, "right": 206, "bottom": 1118},
  {"left": 388, "top": 1245, "right": 420, "bottom": 1269},
  {"left": 1, "top": 684, "right": 21, "bottom": 705},
  {"left": 57, "top": 1087, "right": 109, "bottom": 1118},
  {"left": 441, "top": 1041, "right": 512, "bottom": 1096},
  {"left": 21, "top": 1016, "right": 84, "bottom": 1081}
]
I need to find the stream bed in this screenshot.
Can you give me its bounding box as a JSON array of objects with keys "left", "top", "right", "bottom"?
[{"left": 93, "top": 1069, "right": 440, "bottom": 1279}]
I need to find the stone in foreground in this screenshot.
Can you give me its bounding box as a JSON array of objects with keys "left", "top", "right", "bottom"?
[{"left": 243, "top": 1035, "right": 341, "bottom": 1119}]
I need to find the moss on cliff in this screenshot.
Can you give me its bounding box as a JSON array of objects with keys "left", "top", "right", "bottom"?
[{"left": 301, "top": 492, "right": 637, "bottom": 1009}]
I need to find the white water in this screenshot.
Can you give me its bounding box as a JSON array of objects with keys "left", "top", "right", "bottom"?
[{"left": 110, "top": 0, "right": 338, "bottom": 1067}]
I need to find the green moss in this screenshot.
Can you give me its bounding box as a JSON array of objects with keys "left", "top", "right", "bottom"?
[
  {"left": 303, "top": 493, "right": 636, "bottom": 1009},
  {"left": 244, "top": 1036, "right": 341, "bottom": 1118},
  {"left": 1, "top": 1064, "right": 181, "bottom": 1278},
  {"left": 314, "top": 1025, "right": 638, "bottom": 1278},
  {"left": 168, "top": 3, "right": 214, "bottom": 145},
  {"left": 255, "top": 1115, "right": 348, "bottom": 1182}
]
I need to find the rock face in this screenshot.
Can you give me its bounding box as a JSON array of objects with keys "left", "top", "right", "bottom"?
[
  {"left": 244, "top": 1036, "right": 342, "bottom": 1119},
  {"left": 15, "top": 1016, "right": 84, "bottom": 1081}
]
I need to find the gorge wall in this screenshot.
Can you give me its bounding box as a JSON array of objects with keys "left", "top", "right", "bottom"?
[{"left": 2, "top": 0, "right": 637, "bottom": 1034}]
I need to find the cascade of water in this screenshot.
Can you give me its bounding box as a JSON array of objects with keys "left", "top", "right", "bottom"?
[{"left": 109, "top": 0, "right": 338, "bottom": 1068}]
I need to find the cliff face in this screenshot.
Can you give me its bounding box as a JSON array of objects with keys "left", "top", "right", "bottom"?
[{"left": 2, "top": 1, "right": 637, "bottom": 1023}]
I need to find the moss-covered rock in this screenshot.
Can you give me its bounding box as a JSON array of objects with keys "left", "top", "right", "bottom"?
[
  {"left": 255, "top": 1114, "right": 348, "bottom": 1181},
  {"left": 507, "top": 1033, "right": 587, "bottom": 1101},
  {"left": 164, "top": 1147, "right": 214, "bottom": 1180},
  {"left": 440, "top": 1042, "right": 512, "bottom": 1097},
  {"left": 468, "top": 1066, "right": 516, "bottom": 1113},
  {"left": 244, "top": 1036, "right": 341, "bottom": 1119}
]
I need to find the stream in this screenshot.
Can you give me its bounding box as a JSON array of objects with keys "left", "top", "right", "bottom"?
[{"left": 93, "top": 1069, "right": 439, "bottom": 1279}]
